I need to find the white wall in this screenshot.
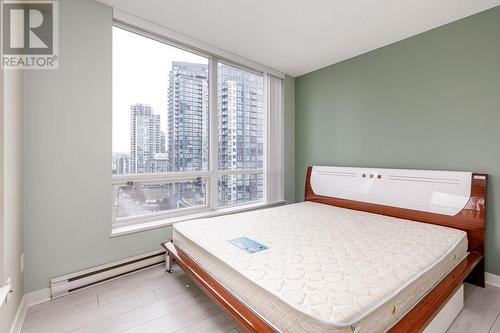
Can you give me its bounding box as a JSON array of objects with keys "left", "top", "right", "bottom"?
[{"left": 0, "top": 68, "right": 25, "bottom": 332}]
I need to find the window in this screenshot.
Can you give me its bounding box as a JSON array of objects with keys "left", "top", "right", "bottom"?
[{"left": 112, "top": 25, "right": 282, "bottom": 228}]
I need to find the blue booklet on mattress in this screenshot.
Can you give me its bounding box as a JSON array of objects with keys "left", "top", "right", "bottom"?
[{"left": 228, "top": 237, "right": 268, "bottom": 253}]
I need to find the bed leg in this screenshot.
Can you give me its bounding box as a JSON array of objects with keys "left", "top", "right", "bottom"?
[{"left": 166, "top": 254, "right": 174, "bottom": 273}]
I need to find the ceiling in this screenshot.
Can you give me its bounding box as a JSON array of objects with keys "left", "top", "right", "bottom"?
[{"left": 98, "top": 0, "right": 500, "bottom": 77}]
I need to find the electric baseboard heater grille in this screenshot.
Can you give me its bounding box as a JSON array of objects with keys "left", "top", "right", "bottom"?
[{"left": 50, "top": 250, "right": 166, "bottom": 298}]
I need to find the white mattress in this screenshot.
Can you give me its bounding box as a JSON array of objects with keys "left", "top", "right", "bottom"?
[{"left": 173, "top": 201, "right": 468, "bottom": 333}]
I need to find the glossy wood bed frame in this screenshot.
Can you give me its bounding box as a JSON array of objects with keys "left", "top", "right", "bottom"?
[{"left": 162, "top": 166, "right": 487, "bottom": 333}]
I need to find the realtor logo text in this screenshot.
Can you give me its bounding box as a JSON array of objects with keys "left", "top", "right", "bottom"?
[{"left": 1, "top": 0, "right": 58, "bottom": 69}]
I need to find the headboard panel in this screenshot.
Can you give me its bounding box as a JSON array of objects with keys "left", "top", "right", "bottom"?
[
  {"left": 304, "top": 166, "right": 487, "bottom": 260},
  {"left": 310, "top": 166, "right": 473, "bottom": 216}
]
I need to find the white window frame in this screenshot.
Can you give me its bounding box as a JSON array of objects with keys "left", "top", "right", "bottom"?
[{"left": 111, "top": 22, "right": 284, "bottom": 234}]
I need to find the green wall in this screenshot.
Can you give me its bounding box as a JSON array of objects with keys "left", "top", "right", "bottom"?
[
  {"left": 295, "top": 7, "right": 500, "bottom": 275},
  {"left": 24, "top": 0, "right": 172, "bottom": 293}
]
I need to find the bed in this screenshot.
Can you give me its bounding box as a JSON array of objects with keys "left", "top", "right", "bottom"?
[{"left": 162, "top": 166, "right": 486, "bottom": 333}]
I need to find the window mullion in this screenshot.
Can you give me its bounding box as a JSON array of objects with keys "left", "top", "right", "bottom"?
[
  {"left": 112, "top": 171, "right": 210, "bottom": 185},
  {"left": 209, "top": 57, "right": 219, "bottom": 210},
  {"left": 263, "top": 73, "right": 270, "bottom": 204},
  {"left": 217, "top": 169, "right": 263, "bottom": 176}
]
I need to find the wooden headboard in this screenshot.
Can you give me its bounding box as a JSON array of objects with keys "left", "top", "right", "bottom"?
[{"left": 304, "top": 166, "right": 487, "bottom": 286}]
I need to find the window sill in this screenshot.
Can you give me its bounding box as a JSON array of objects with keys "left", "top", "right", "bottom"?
[{"left": 110, "top": 200, "right": 287, "bottom": 238}]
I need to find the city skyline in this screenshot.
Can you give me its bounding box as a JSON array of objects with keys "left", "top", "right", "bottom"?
[
  {"left": 112, "top": 25, "right": 208, "bottom": 154},
  {"left": 113, "top": 62, "right": 265, "bottom": 173},
  {"left": 113, "top": 60, "right": 264, "bottom": 208},
  {"left": 112, "top": 26, "right": 264, "bottom": 214}
]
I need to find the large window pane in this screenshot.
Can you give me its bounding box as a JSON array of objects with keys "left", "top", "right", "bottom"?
[
  {"left": 114, "top": 179, "right": 207, "bottom": 220},
  {"left": 218, "top": 174, "right": 263, "bottom": 207},
  {"left": 112, "top": 27, "right": 210, "bottom": 175},
  {"left": 112, "top": 24, "right": 271, "bottom": 224},
  {"left": 217, "top": 63, "right": 264, "bottom": 171}
]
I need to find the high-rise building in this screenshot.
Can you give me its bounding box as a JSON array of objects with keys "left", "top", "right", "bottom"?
[
  {"left": 167, "top": 62, "right": 209, "bottom": 172},
  {"left": 167, "top": 62, "right": 264, "bottom": 207},
  {"left": 217, "top": 64, "right": 264, "bottom": 206},
  {"left": 112, "top": 153, "right": 131, "bottom": 175},
  {"left": 167, "top": 63, "right": 209, "bottom": 205},
  {"left": 130, "top": 103, "right": 167, "bottom": 174}
]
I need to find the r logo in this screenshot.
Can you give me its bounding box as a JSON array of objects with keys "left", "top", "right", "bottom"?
[{"left": 2, "top": 1, "right": 54, "bottom": 55}]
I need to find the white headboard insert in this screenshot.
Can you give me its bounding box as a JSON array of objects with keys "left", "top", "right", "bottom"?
[{"left": 310, "top": 166, "right": 472, "bottom": 216}]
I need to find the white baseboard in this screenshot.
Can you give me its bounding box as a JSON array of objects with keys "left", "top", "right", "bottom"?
[
  {"left": 486, "top": 272, "right": 500, "bottom": 288},
  {"left": 9, "top": 296, "right": 27, "bottom": 333},
  {"left": 9, "top": 287, "right": 52, "bottom": 333},
  {"left": 24, "top": 288, "right": 51, "bottom": 307}
]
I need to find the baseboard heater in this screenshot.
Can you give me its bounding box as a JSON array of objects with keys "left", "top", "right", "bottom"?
[{"left": 50, "top": 249, "right": 166, "bottom": 298}]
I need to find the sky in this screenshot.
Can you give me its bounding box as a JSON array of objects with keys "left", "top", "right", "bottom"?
[{"left": 112, "top": 26, "right": 209, "bottom": 153}]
